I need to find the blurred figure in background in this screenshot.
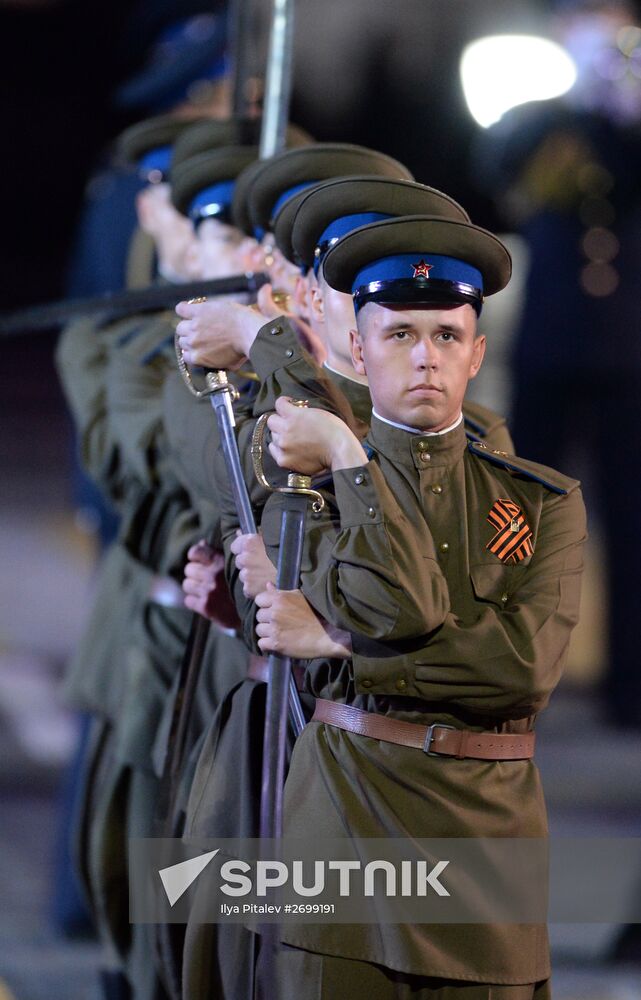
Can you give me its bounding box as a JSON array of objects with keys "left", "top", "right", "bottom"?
[{"left": 480, "top": 0, "right": 641, "bottom": 729}]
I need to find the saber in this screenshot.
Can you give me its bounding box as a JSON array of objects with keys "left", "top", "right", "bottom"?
[
  {"left": 158, "top": 332, "right": 307, "bottom": 822},
  {"left": 259, "top": 489, "right": 311, "bottom": 836},
  {"left": 155, "top": 359, "right": 256, "bottom": 829},
  {"left": 0, "top": 272, "right": 268, "bottom": 337},
  {"left": 252, "top": 409, "right": 323, "bottom": 1000},
  {"left": 175, "top": 347, "right": 308, "bottom": 736},
  {"left": 250, "top": 407, "right": 323, "bottom": 836}
]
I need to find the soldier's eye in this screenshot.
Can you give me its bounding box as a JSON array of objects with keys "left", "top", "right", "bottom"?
[{"left": 393, "top": 330, "right": 409, "bottom": 340}]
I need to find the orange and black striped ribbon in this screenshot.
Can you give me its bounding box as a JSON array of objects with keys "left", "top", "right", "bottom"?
[{"left": 486, "top": 498, "right": 534, "bottom": 565}]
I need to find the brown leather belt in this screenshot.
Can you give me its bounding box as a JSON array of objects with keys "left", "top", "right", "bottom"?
[
  {"left": 247, "top": 656, "right": 306, "bottom": 692},
  {"left": 312, "top": 699, "right": 535, "bottom": 760}
]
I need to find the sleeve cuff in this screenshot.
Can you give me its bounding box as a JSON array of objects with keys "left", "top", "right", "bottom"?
[{"left": 350, "top": 636, "right": 425, "bottom": 697}]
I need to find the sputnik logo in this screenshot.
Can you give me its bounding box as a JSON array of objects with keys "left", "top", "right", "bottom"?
[{"left": 159, "top": 849, "right": 220, "bottom": 906}]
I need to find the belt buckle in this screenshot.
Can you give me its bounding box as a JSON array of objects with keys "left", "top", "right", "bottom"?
[{"left": 423, "top": 723, "right": 457, "bottom": 756}]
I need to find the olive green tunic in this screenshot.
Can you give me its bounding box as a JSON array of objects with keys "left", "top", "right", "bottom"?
[
  {"left": 258, "top": 415, "right": 585, "bottom": 984},
  {"left": 55, "top": 313, "right": 155, "bottom": 718}
]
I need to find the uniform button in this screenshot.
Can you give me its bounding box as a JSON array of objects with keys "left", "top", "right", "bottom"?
[
  {"left": 439, "top": 542, "right": 449, "bottom": 553},
  {"left": 417, "top": 440, "right": 429, "bottom": 451},
  {"left": 431, "top": 483, "right": 443, "bottom": 495},
  {"left": 354, "top": 473, "right": 364, "bottom": 485},
  {"left": 367, "top": 507, "right": 376, "bottom": 518},
  {"left": 395, "top": 677, "right": 407, "bottom": 692},
  {"left": 419, "top": 452, "right": 431, "bottom": 462},
  {"left": 285, "top": 348, "right": 294, "bottom": 358},
  {"left": 361, "top": 678, "right": 372, "bottom": 688},
  {"left": 501, "top": 592, "right": 508, "bottom": 604},
  {"left": 270, "top": 326, "right": 281, "bottom": 335}
]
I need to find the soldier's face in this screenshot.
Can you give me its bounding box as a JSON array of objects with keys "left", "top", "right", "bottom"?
[
  {"left": 351, "top": 302, "right": 485, "bottom": 432},
  {"left": 308, "top": 271, "right": 358, "bottom": 365}
]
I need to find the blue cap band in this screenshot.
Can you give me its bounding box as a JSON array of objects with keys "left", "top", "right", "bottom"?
[
  {"left": 314, "top": 212, "right": 392, "bottom": 275},
  {"left": 353, "top": 253, "right": 484, "bottom": 314},
  {"left": 270, "top": 180, "right": 318, "bottom": 224},
  {"left": 138, "top": 145, "right": 172, "bottom": 179},
  {"left": 188, "top": 180, "right": 236, "bottom": 223}
]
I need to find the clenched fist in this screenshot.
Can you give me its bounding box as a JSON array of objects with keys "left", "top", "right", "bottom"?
[
  {"left": 175, "top": 297, "right": 264, "bottom": 369},
  {"left": 255, "top": 584, "right": 351, "bottom": 658},
  {"left": 229, "top": 531, "right": 277, "bottom": 599},
  {"left": 267, "top": 396, "right": 368, "bottom": 475}
]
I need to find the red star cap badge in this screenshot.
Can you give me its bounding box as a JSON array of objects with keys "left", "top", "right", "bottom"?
[{"left": 412, "top": 259, "right": 433, "bottom": 279}]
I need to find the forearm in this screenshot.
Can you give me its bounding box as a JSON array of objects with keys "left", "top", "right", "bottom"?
[
  {"left": 249, "top": 320, "right": 358, "bottom": 427},
  {"left": 261, "top": 462, "right": 449, "bottom": 642}
]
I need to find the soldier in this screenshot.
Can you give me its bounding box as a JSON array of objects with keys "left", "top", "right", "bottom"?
[
  {"left": 57, "top": 121, "right": 261, "bottom": 1000},
  {"left": 253, "top": 214, "right": 586, "bottom": 999}
]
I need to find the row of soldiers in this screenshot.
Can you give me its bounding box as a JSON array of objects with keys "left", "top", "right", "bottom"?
[{"left": 56, "top": 112, "right": 586, "bottom": 1000}]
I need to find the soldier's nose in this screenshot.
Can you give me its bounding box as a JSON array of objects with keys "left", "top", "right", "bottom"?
[{"left": 415, "top": 344, "right": 437, "bottom": 370}]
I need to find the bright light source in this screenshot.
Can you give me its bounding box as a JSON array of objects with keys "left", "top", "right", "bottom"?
[{"left": 460, "top": 35, "right": 577, "bottom": 129}]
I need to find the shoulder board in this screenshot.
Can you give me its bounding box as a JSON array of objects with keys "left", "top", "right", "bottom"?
[
  {"left": 467, "top": 439, "right": 579, "bottom": 495},
  {"left": 462, "top": 400, "right": 505, "bottom": 438}
]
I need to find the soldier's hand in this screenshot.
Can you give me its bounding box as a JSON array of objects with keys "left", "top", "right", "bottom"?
[
  {"left": 182, "top": 541, "right": 240, "bottom": 630},
  {"left": 229, "top": 531, "right": 277, "bottom": 599},
  {"left": 267, "top": 396, "right": 368, "bottom": 474},
  {"left": 175, "top": 298, "right": 264, "bottom": 369},
  {"left": 255, "top": 584, "right": 351, "bottom": 658}
]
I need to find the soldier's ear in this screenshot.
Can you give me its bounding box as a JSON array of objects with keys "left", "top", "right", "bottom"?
[
  {"left": 469, "top": 333, "right": 486, "bottom": 379},
  {"left": 351, "top": 329, "right": 366, "bottom": 375},
  {"left": 309, "top": 284, "right": 325, "bottom": 324},
  {"left": 293, "top": 275, "right": 310, "bottom": 318}
]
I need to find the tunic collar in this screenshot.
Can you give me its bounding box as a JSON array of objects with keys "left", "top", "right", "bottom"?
[{"left": 368, "top": 411, "right": 468, "bottom": 470}]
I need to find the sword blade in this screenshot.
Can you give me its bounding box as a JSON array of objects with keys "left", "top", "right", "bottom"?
[
  {"left": 259, "top": 494, "right": 308, "bottom": 841},
  {"left": 0, "top": 272, "right": 268, "bottom": 336}
]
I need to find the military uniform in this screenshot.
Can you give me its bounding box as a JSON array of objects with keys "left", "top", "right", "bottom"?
[
  {"left": 260, "top": 415, "right": 584, "bottom": 992},
  {"left": 253, "top": 214, "right": 586, "bottom": 997}
]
